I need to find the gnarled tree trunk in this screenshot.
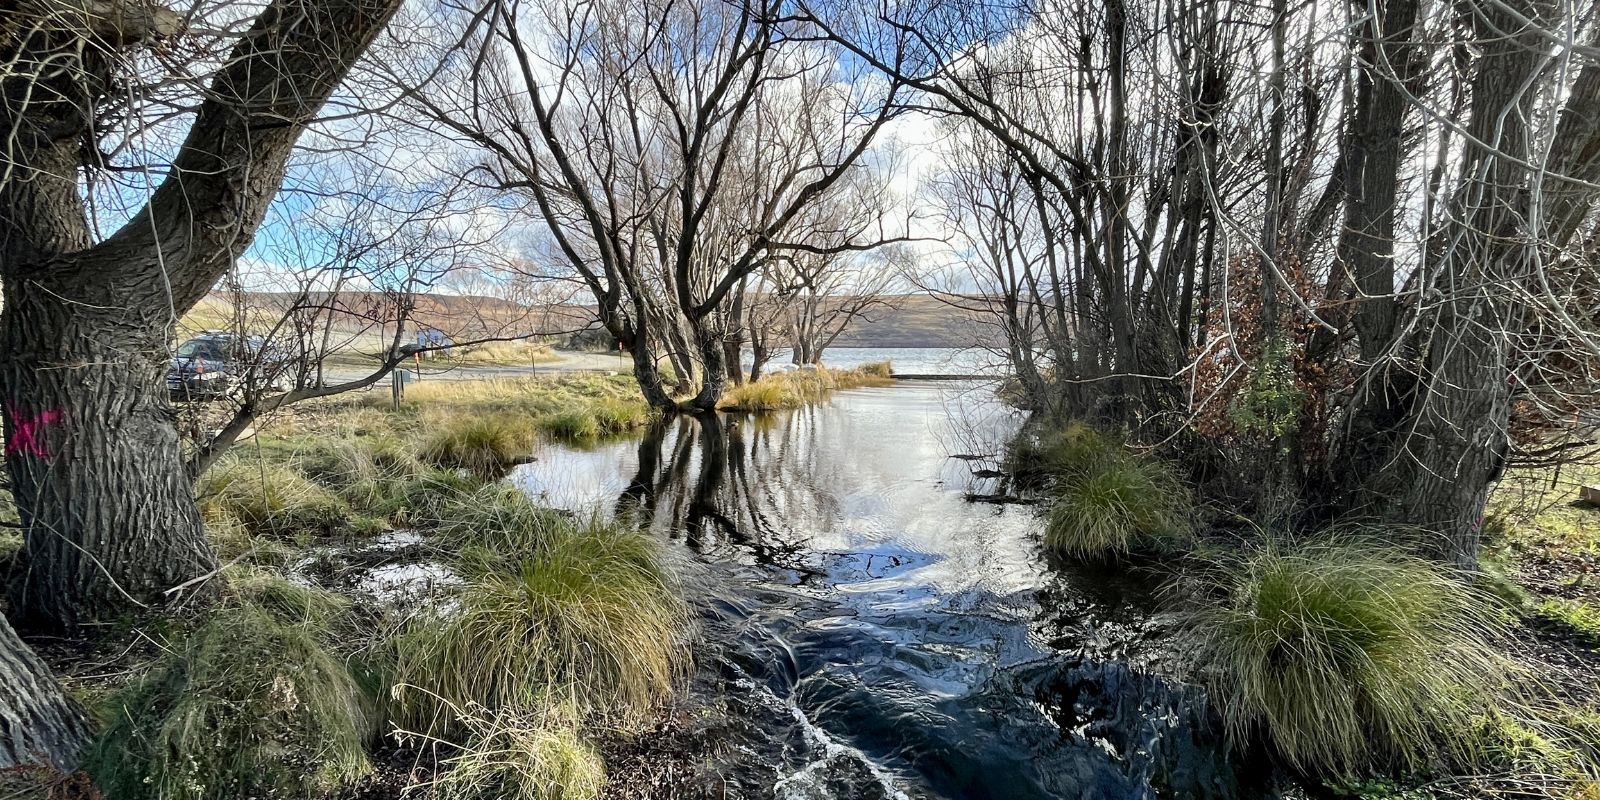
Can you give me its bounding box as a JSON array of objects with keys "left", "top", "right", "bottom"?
[
  {"left": 1, "top": 282, "right": 215, "bottom": 626},
  {"left": 0, "top": 617, "right": 90, "bottom": 770},
  {"left": 0, "top": 0, "right": 402, "bottom": 629}
]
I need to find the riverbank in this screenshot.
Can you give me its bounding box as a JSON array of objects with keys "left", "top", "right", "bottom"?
[
  {"left": 1013, "top": 418, "right": 1600, "bottom": 799},
  {"left": 1, "top": 368, "right": 915, "bottom": 800}
]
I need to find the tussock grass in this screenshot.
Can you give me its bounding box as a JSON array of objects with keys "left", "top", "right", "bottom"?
[
  {"left": 428, "top": 486, "right": 574, "bottom": 551},
  {"left": 86, "top": 577, "right": 372, "bottom": 800},
  {"left": 858, "top": 360, "right": 894, "bottom": 378},
  {"left": 1174, "top": 534, "right": 1514, "bottom": 777},
  {"left": 419, "top": 415, "right": 537, "bottom": 476},
  {"left": 197, "top": 460, "right": 350, "bottom": 537},
  {"left": 718, "top": 364, "right": 895, "bottom": 412},
  {"left": 1045, "top": 458, "right": 1191, "bottom": 558},
  {"left": 420, "top": 702, "right": 605, "bottom": 800},
  {"left": 393, "top": 492, "right": 687, "bottom": 732},
  {"left": 720, "top": 378, "right": 792, "bottom": 411},
  {"left": 405, "top": 376, "right": 655, "bottom": 444},
  {"left": 1024, "top": 422, "right": 1192, "bottom": 558},
  {"left": 537, "top": 410, "right": 600, "bottom": 441}
]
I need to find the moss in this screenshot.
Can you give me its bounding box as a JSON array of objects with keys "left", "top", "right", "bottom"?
[{"left": 85, "top": 593, "right": 372, "bottom": 800}]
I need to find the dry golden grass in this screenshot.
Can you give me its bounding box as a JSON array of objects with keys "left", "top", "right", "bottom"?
[{"left": 718, "top": 364, "right": 895, "bottom": 411}]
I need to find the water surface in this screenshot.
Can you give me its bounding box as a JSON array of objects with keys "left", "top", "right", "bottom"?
[{"left": 513, "top": 384, "right": 1268, "bottom": 800}]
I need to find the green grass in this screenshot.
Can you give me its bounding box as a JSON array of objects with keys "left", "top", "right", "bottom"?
[
  {"left": 196, "top": 460, "right": 351, "bottom": 538},
  {"left": 537, "top": 410, "right": 601, "bottom": 441},
  {"left": 1045, "top": 458, "right": 1191, "bottom": 558},
  {"left": 392, "top": 493, "right": 687, "bottom": 733},
  {"left": 419, "top": 415, "right": 537, "bottom": 476},
  {"left": 1024, "top": 421, "right": 1192, "bottom": 558},
  {"left": 425, "top": 703, "right": 606, "bottom": 800},
  {"left": 1174, "top": 534, "right": 1514, "bottom": 777},
  {"left": 86, "top": 576, "right": 373, "bottom": 799},
  {"left": 1534, "top": 597, "right": 1600, "bottom": 644}
]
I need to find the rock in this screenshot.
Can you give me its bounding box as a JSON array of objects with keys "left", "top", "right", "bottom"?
[{"left": 1579, "top": 485, "right": 1600, "bottom": 506}]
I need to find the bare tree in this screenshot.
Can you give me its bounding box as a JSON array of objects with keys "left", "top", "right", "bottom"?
[
  {"left": 393, "top": 0, "right": 906, "bottom": 412},
  {"left": 810, "top": 0, "right": 1600, "bottom": 563}
]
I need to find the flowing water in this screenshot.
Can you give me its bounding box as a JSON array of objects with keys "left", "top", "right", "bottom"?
[{"left": 511, "top": 383, "right": 1274, "bottom": 800}]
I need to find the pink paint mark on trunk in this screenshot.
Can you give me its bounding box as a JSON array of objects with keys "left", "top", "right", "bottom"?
[{"left": 5, "top": 406, "right": 64, "bottom": 458}]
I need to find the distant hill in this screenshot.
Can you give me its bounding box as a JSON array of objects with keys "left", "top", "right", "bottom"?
[
  {"left": 191, "top": 291, "right": 996, "bottom": 349},
  {"left": 830, "top": 294, "right": 998, "bottom": 348}
]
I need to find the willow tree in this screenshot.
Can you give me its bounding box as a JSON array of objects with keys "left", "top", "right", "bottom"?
[
  {"left": 0, "top": 0, "right": 402, "bottom": 631},
  {"left": 814, "top": 0, "right": 1600, "bottom": 565},
  {"left": 399, "top": 0, "right": 903, "bottom": 412}
]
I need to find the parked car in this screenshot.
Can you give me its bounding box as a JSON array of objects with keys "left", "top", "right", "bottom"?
[{"left": 167, "top": 332, "right": 289, "bottom": 400}]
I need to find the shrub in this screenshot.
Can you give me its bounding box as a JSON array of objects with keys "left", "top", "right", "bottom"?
[
  {"left": 196, "top": 460, "right": 350, "bottom": 537},
  {"left": 393, "top": 501, "right": 687, "bottom": 732},
  {"left": 419, "top": 415, "right": 535, "bottom": 476},
  {"left": 1174, "top": 535, "right": 1513, "bottom": 777},
  {"left": 86, "top": 592, "right": 372, "bottom": 799},
  {"left": 1044, "top": 456, "right": 1190, "bottom": 558},
  {"left": 423, "top": 703, "right": 605, "bottom": 800}
]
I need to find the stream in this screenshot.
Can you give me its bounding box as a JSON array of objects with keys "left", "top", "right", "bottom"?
[{"left": 510, "top": 383, "right": 1274, "bottom": 800}]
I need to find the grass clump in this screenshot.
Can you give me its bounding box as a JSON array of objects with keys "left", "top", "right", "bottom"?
[
  {"left": 537, "top": 410, "right": 601, "bottom": 441},
  {"left": 1025, "top": 422, "right": 1192, "bottom": 558},
  {"left": 720, "top": 378, "right": 790, "bottom": 412},
  {"left": 419, "top": 415, "right": 536, "bottom": 476},
  {"left": 718, "top": 363, "right": 896, "bottom": 412},
  {"left": 393, "top": 493, "right": 687, "bottom": 732},
  {"left": 86, "top": 578, "right": 372, "bottom": 800},
  {"left": 1045, "top": 457, "right": 1191, "bottom": 558},
  {"left": 422, "top": 703, "right": 605, "bottom": 800},
  {"left": 197, "top": 460, "right": 350, "bottom": 538},
  {"left": 858, "top": 360, "right": 894, "bottom": 378},
  {"left": 1174, "top": 535, "right": 1513, "bottom": 777}
]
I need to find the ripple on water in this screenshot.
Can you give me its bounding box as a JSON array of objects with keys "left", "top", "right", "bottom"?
[{"left": 506, "top": 383, "right": 1278, "bottom": 799}]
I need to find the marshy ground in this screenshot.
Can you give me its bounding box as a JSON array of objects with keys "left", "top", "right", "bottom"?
[{"left": 2, "top": 373, "right": 1598, "bottom": 800}]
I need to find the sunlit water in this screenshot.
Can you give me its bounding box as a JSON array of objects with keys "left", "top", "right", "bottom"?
[
  {"left": 511, "top": 384, "right": 1272, "bottom": 800},
  {"left": 745, "top": 347, "right": 1003, "bottom": 376}
]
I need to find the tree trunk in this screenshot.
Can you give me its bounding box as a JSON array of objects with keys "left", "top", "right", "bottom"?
[
  {"left": 686, "top": 323, "right": 728, "bottom": 414},
  {"left": 0, "top": 0, "right": 402, "bottom": 630},
  {"left": 0, "top": 617, "right": 91, "bottom": 770},
  {"left": 1, "top": 281, "right": 216, "bottom": 628},
  {"left": 1361, "top": 0, "right": 1545, "bottom": 566},
  {"left": 623, "top": 332, "right": 677, "bottom": 411}
]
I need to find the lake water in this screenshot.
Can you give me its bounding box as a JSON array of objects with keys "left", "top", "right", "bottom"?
[
  {"left": 748, "top": 347, "right": 1004, "bottom": 377},
  {"left": 512, "top": 384, "right": 1270, "bottom": 799}
]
